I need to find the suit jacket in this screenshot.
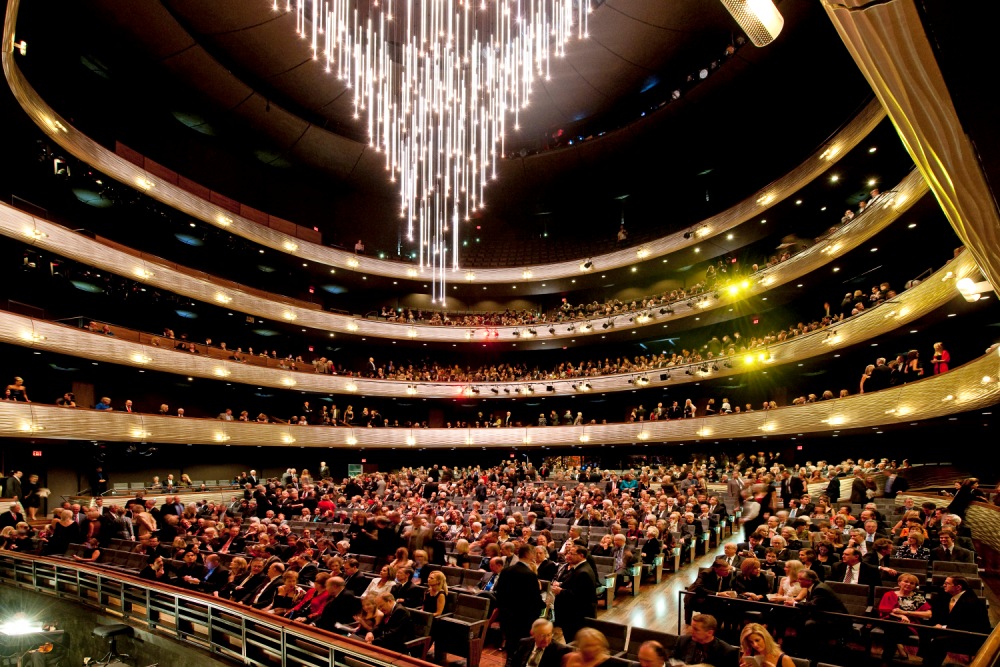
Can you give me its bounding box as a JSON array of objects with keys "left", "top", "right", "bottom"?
[
  {"left": 831, "top": 562, "right": 880, "bottom": 590},
  {"left": 230, "top": 572, "right": 267, "bottom": 603},
  {"left": 342, "top": 571, "right": 370, "bottom": 597},
  {"left": 930, "top": 545, "right": 975, "bottom": 564},
  {"left": 495, "top": 561, "right": 544, "bottom": 623},
  {"left": 672, "top": 636, "right": 738, "bottom": 667},
  {"left": 392, "top": 580, "right": 422, "bottom": 607},
  {"left": 931, "top": 591, "right": 991, "bottom": 634},
  {"left": 862, "top": 551, "right": 892, "bottom": 570},
  {"left": 200, "top": 566, "right": 230, "bottom": 593},
  {"left": 372, "top": 603, "right": 415, "bottom": 653},
  {"left": 0, "top": 510, "right": 24, "bottom": 529},
  {"left": 4, "top": 476, "right": 22, "bottom": 500},
  {"left": 537, "top": 559, "right": 558, "bottom": 582},
  {"left": 798, "top": 582, "right": 848, "bottom": 614},
  {"left": 213, "top": 535, "right": 246, "bottom": 555},
  {"left": 250, "top": 576, "right": 284, "bottom": 609},
  {"left": 695, "top": 570, "right": 736, "bottom": 598},
  {"left": 514, "top": 637, "right": 571, "bottom": 667},
  {"left": 553, "top": 562, "right": 598, "bottom": 627},
  {"left": 850, "top": 478, "right": 868, "bottom": 504},
  {"left": 317, "top": 590, "right": 361, "bottom": 630}
]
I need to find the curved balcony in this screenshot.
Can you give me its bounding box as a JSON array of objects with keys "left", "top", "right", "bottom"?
[
  {"left": 0, "top": 169, "right": 927, "bottom": 345},
  {"left": 0, "top": 249, "right": 975, "bottom": 398},
  {"left": 1, "top": 348, "right": 997, "bottom": 448},
  {"left": 1, "top": 7, "right": 886, "bottom": 284}
]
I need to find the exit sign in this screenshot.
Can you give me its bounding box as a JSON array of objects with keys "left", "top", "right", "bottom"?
[{"left": 32, "top": 450, "right": 42, "bottom": 457}]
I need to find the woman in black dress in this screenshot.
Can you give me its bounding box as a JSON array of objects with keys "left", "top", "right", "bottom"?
[
  {"left": 422, "top": 570, "right": 447, "bottom": 617},
  {"left": 43, "top": 510, "right": 81, "bottom": 556},
  {"left": 20, "top": 474, "right": 41, "bottom": 521}
]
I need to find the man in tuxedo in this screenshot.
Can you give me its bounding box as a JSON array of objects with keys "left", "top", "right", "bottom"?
[
  {"left": 250, "top": 562, "right": 286, "bottom": 609},
  {"left": 175, "top": 550, "right": 207, "bottom": 590},
  {"left": 4, "top": 471, "right": 23, "bottom": 501},
  {"left": 391, "top": 567, "right": 421, "bottom": 607},
  {"left": 862, "top": 539, "right": 898, "bottom": 577},
  {"left": 199, "top": 554, "right": 229, "bottom": 594},
  {"left": 342, "top": 558, "right": 370, "bottom": 596},
  {"left": 513, "top": 619, "right": 570, "bottom": 667},
  {"left": 786, "top": 570, "right": 849, "bottom": 657},
  {"left": 930, "top": 530, "right": 975, "bottom": 563},
  {"left": 496, "top": 544, "right": 545, "bottom": 665},
  {"left": 923, "top": 577, "right": 991, "bottom": 666},
  {"left": 230, "top": 558, "right": 267, "bottom": 603},
  {"left": 317, "top": 577, "right": 361, "bottom": 630},
  {"left": 719, "top": 543, "right": 743, "bottom": 570},
  {"left": 551, "top": 545, "right": 597, "bottom": 643},
  {"left": 780, "top": 471, "right": 805, "bottom": 507},
  {"left": 672, "top": 615, "right": 737, "bottom": 667},
  {"left": 366, "top": 593, "right": 414, "bottom": 652},
  {"left": 0, "top": 503, "right": 24, "bottom": 530},
  {"left": 832, "top": 548, "right": 880, "bottom": 596},
  {"left": 849, "top": 469, "right": 868, "bottom": 504}
]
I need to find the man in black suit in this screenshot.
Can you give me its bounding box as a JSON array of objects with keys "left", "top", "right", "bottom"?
[
  {"left": 779, "top": 471, "right": 805, "bottom": 507},
  {"left": 551, "top": 545, "right": 597, "bottom": 643},
  {"left": 786, "top": 570, "right": 848, "bottom": 657},
  {"left": 317, "top": 577, "right": 361, "bottom": 630},
  {"left": 342, "top": 558, "right": 370, "bottom": 596},
  {"left": 249, "top": 562, "right": 286, "bottom": 609},
  {"left": 832, "top": 548, "right": 880, "bottom": 585},
  {"left": 513, "top": 619, "right": 571, "bottom": 667},
  {"left": 688, "top": 557, "right": 737, "bottom": 623},
  {"left": 230, "top": 558, "right": 267, "bottom": 603},
  {"left": 930, "top": 530, "right": 975, "bottom": 563},
  {"left": 391, "top": 567, "right": 422, "bottom": 607},
  {"left": 174, "top": 550, "right": 207, "bottom": 590},
  {"left": 366, "top": 592, "right": 415, "bottom": 652},
  {"left": 496, "top": 544, "right": 545, "bottom": 665},
  {"left": 882, "top": 470, "right": 909, "bottom": 498},
  {"left": 0, "top": 503, "right": 24, "bottom": 530},
  {"left": 923, "top": 577, "right": 991, "bottom": 666},
  {"left": 862, "top": 539, "right": 898, "bottom": 578},
  {"left": 672, "top": 615, "right": 737, "bottom": 667},
  {"left": 199, "top": 554, "right": 230, "bottom": 594}
]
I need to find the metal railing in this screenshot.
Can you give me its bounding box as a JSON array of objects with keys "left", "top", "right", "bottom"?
[{"left": 0, "top": 552, "right": 434, "bottom": 667}]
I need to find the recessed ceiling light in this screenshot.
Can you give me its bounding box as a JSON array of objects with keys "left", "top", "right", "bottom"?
[
  {"left": 947, "top": 313, "right": 956, "bottom": 317},
  {"left": 726, "top": 234, "right": 734, "bottom": 240},
  {"left": 820, "top": 206, "right": 827, "bottom": 211},
  {"left": 834, "top": 354, "right": 841, "bottom": 358},
  {"left": 795, "top": 199, "right": 802, "bottom": 205},
  {"left": 908, "top": 223, "right": 917, "bottom": 229},
  {"left": 830, "top": 175, "right": 839, "bottom": 183},
  {"left": 833, "top": 267, "right": 840, "bottom": 272},
  {"left": 910, "top": 330, "right": 917, "bottom": 334},
  {"left": 762, "top": 297, "right": 768, "bottom": 301},
  {"left": 796, "top": 284, "right": 803, "bottom": 288},
  {"left": 869, "top": 146, "right": 877, "bottom": 153},
  {"left": 868, "top": 178, "right": 877, "bottom": 186},
  {"left": 631, "top": 267, "right": 638, "bottom": 271},
  {"left": 760, "top": 219, "right": 766, "bottom": 224},
  {"left": 571, "top": 279, "right": 576, "bottom": 283},
  {"left": 870, "top": 247, "right": 878, "bottom": 252}
]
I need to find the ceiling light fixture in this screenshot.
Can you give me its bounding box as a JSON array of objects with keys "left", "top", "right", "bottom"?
[{"left": 274, "top": 0, "right": 590, "bottom": 303}]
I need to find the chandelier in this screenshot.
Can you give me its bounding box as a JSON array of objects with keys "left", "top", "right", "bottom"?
[{"left": 272, "top": 0, "right": 590, "bottom": 303}]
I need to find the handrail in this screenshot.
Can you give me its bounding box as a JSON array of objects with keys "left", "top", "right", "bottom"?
[
  {"left": 0, "top": 348, "right": 996, "bottom": 448},
  {"left": 0, "top": 0, "right": 887, "bottom": 283},
  {"left": 0, "top": 168, "right": 929, "bottom": 344},
  {"left": 0, "top": 248, "right": 974, "bottom": 398},
  {"left": 971, "top": 621, "right": 1000, "bottom": 667},
  {"left": 0, "top": 551, "right": 434, "bottom": 667}
]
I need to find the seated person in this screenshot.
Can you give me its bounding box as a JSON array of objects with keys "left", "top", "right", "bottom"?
[{"left": 673, "top": 614, "right": 737, "bottom": 667}]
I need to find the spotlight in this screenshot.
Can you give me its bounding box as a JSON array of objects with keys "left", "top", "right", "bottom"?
[
  {"left": 566, "top": 325, "right": 575, "bottom": 332},
  {"left": 549, "top": 327, "right": 556, "bottom": 334},
  {"left": 712, "top": 363, "right": 720, "bottom": 371},
  {"left": 528, "top": 329, "right": 537, "bottom": 336},
  {"left": 602, "top": 323, "right": 610, "bottom": 329},
  {"left": 472, "top": 387, "right": 480, "bottom": 395},
  {"left": 581, "top": 260, "right": 594, "bottom": 271},
  {"left": 699, "top": 365, "right": 708, "bottom": 373},
  {"left": 683, "top": 231, "right": 693, "bottom": 240},
  {"left": 491, "top": 388, "right": 499, "bottom": 394},
  {"left": 504, "top": 388, "right": 511, "bottom": 394},
  {"left": 546, "top": 385, "right": 555, "bottom": 392},
  {"left": 581, "top": 382, "right": 591, "bottom": 392},
  {"left": 661, "top": 373, "right": 670, "bottom": 381},
  {"left": 512, "top": 330, "right": 520, "bottom": 337},
  {"left": 685, "top": 369, "right": 693, "bottom": 375},
  {"left": 660, "top": 308, "right": 668, "bottom": 315},
  {"left": 724, "top": 361, "right": 733, "bottom": 369}
]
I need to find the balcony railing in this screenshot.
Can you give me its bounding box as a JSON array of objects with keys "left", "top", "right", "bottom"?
[{"left": 0, "top": 348, "right": 997, "bottom": 448}]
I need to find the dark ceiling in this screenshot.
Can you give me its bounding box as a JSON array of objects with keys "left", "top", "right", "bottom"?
[{"left": 14, "top": 0, "right": 878, "bottom": 256}]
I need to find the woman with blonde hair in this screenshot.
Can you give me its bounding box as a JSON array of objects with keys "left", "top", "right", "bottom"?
[
  {"left": 564, "top": 628, "right": 612, "bottom": 667},
  {"left": 768, "top": 560, "right": 806, "bottom": 603},
  {"left": 423, "top": 569, "right": 448, "bottom": 616},
  {"left": 739, "top": 623, "right": 795, "bottom": 667}
]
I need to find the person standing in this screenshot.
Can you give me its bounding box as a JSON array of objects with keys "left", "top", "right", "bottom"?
[
  {"left": 551, "top": 545, "right": 597, "bottom": 643},
  {"left": 931, "top": 342, "right": 950, "bottom": 374},
  {"left": 496, "top": 544, "right": 545, "bottom": 666}
]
